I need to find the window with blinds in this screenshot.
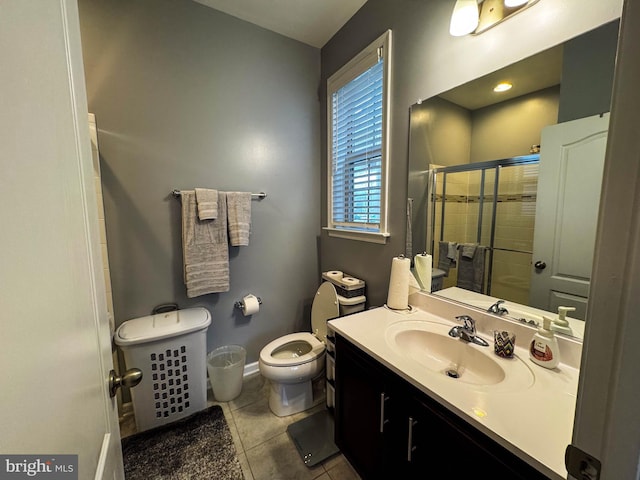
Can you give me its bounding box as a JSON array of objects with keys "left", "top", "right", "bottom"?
[{"left": 326, "top": 31, "right": 391, "bottom": 243}]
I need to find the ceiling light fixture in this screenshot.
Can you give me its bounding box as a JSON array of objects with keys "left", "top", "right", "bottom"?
[
  {"left": 493, "top": 82, "right": 513, "bottom": 92},
  {"left": 504, "top": 0, "right": 528, "bottom": 7},
  {"left": 450, "top": 0, "right": 540, "bottom": 37},
  {"left": 449, "top": 0, "right": 480, "bottom": 37}
]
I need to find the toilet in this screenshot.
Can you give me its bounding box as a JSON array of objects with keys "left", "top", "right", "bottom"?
[{"left": 259, "top": 281, "right": 365, "bottom": 416}]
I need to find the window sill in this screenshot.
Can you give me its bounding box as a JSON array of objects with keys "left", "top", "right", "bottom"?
[{"left": 323, "top": 227, "right": 390, "bottom": 244}]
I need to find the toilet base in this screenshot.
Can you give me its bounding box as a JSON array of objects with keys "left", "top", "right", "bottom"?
[{"left": 268, "top": 375, "right": 324, "bottom": 417}]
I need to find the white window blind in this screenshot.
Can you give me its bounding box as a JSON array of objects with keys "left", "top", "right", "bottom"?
[
  {"left": 326, "top": 30, "right": 391, "bottom": 242},
  {"left": 331, "top": 60, "right": 383, "bottom": 231}
]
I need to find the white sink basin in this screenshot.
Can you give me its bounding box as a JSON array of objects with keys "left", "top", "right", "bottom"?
[{"left": 385, "top": 320, "right": 535, "bottom": 391}]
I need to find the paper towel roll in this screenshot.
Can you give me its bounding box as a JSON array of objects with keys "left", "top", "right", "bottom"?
[
  {"left": 242, "top": 294, "right": 260, "bottom": 316},
  {"left": 326, "top": 271, "right": 343, "bottom": 281},
  {"left": 387, "top": 256, "right": 411, "bottom": 310},
  {"left": 408, "top": 271, "right": 421, "bottom": 296},
  {"left": 414, "top": 253, "right": 433, "bottom": 293}
]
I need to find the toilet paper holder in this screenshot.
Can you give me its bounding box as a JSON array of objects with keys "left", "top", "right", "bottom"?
[{"left": 234, "top": 296, "right": 263, "bottom": 310}]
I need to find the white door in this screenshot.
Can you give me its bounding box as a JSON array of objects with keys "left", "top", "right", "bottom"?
[
  {"left": 0, "top": 1, "right": 124, "bottom": 479},
  {"left": 572, "top": 0, "right": 640, "bottom": 477},
  {"left": 529, "top": 113, "right": 610, "bottom": 319}
]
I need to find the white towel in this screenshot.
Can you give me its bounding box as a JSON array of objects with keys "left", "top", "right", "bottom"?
[
  {"left": 181, "top": 191, "right": 229, "bottom": 297},
  {"left": 195, "top": 188, "right": 218, "bottom": 220},
  {"left": 226, "top": 192, "right": 251, "bottom": 246}
]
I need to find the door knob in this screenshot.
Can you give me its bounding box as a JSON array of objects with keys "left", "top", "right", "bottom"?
[
  {"left": 534, "top": 261, "right": 547, "bottom": 270},
  {"left": 109, "top": 368, "right": 143, "bottom": 398}
]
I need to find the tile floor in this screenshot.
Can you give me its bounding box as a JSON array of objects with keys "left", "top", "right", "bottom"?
[{"left": 120, "top": 373, "right": 361, "bottom": 480}]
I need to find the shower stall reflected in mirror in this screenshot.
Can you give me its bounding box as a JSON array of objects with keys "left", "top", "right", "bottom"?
[{"left": 428, "top": 155, "right": 539, "bottom": 304}]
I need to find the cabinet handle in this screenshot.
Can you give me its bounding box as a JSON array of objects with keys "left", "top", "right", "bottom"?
[
  {"left": 379, "top": 393, "right": 390, "bottom": 433},
  {"left": 407, "top": 417, "right": 418, "bottom": 462}
]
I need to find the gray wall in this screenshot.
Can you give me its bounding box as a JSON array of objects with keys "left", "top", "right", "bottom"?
[
  {"left": 470, "top": 86, "right": 560, "bottom": 163},
  {"left": 78, "top": 0, "right": 321, "bottom": 365},
  {"left": 321, "top": 0, "right": 619, "bottom": 307},
  {"left": 558, "top": 20, "right": 619, "bottom": 123},
  {"left": 411, "top": 97, "right": 472, "bottom": 169}
]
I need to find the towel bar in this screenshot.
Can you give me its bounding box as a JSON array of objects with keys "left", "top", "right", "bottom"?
[{"left": 172, "top": 189, "right": 266, "bottom": 199}]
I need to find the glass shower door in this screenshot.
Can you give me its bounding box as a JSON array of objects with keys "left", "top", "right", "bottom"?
[
  {"left": 489, "top": 163, "right": 539, "bottom": 303},
  {"left": 431, "top": 156, "right": 539, "bottom": 300}
]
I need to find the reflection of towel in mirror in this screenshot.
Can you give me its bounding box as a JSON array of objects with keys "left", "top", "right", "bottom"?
[
  {"left": 447, "top": 241, "right": 458, "bottom": 261},
  {"left": 181, "top": 191, "right": 230, "bottom": 297},
  {"left": 457, "top": 246, "right": 487, "bottom": 293},
  {"left": 438, "top": 241, "right": 456, "bottom": 276},
  {"left": 461, "top": 243, "right": 477, "bottom": 259}
]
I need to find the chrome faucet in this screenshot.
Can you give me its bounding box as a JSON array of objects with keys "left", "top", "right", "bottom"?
[
  {"left": 448, "top": 315, "right": 489, "bottom": 347},
  {"left": 487, "top": 300, "right": 509, "bottom": 316}
]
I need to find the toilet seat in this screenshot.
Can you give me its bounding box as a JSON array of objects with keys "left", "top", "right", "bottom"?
[
  {"left": 259, "top": 332, "right": 325, "bottom": 367},
  {"left": 259, "top": 282, "right": 340, "bottom": 368}
]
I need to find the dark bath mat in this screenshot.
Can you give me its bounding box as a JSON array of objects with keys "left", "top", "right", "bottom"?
[{"left": 121, "top": 405, "right": 244, "bottom": 479}]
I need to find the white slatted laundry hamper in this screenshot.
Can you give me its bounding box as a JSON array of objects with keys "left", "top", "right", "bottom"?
[{"left": 114, "top": 307, "right": 211, "bottom": 432}]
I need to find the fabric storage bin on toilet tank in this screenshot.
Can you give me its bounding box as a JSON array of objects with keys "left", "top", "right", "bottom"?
[{"left": 114, "top": 307, "right": 211, "bottom": 432}]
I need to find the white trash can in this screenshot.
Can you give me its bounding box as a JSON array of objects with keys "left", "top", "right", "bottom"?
[
  {"left": 114, "top": 307, "right": 211, "bottom": 432},
  {"left": 207, "top": 345, "right": 246, "bottom": 402}
]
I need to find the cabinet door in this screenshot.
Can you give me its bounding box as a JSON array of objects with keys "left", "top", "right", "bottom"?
[
  {"left": 335, "top": 336, "right": 548, "bottom": 479},
  {"left": 335, "top": 335, "right": 396, "bottom": 480},
  {"left": 404, "top": 395, "right": 547, "bottom": 479}
]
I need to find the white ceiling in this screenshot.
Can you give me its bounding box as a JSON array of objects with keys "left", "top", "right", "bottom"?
[{"left": 193, "top": 0, "right": 368, "bottom": 48}]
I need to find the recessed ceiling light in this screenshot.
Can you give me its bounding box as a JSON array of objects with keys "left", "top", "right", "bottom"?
[{"left": 493, "top": 82, "right": 513, "bottom": 93}]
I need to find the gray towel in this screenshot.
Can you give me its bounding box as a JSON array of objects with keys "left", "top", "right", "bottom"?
[
  {"left": 227, "top": 192, "right": 251, "bottom": 246},
  {"left": 195, "top": 188, "right": 218, "bottom": 220},
  {"left": 181, "top": 191, "right": 229, "bottom": 297},
  {"left": 457, "top": 246, "right": 487, "bottom": 293},
  {"left": 447, "top": 241, "right": 458, "bottom": 261},
  {"left": 461, "top": 243, "right": 477, "bottom": 259},
  {"left": 437, "top": 241, "right": 453, "bottom": 276}
]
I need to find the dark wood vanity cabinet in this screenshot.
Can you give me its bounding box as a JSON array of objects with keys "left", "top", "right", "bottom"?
[{"left": 334, "top": 334, "right": 549, "bottom": 480}]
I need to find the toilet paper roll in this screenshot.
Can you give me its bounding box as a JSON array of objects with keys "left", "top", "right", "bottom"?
[
  {"left": 414, "top": 253, "right": 433, "bottom": 293},
  {"left": 242, "top": 294, "right": 260, "bottom": 316},
  {"left": 341, "top": 276, "right": 360, "bottom": 286},
  {"left": 326, "top": 271, "right": 344, "bottom": 281},
  {"left": 387, "top": 256, "right": 411, "bottom": 310}
]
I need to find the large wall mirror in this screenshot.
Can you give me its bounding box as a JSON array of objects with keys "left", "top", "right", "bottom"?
[{"left": 408, "top": 19, "right": 620, "bottom": 341}]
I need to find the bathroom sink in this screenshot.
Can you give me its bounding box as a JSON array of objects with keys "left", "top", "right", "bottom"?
[{"left": 385, "top": 320, "right": 534, "bottom": 390}]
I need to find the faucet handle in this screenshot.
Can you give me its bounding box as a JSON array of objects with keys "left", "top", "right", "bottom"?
[{"left": 455, "top": 315, "right": 475, "bottom": 332}]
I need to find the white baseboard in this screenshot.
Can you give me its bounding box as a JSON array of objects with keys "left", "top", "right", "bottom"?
[{"left": 243, "top": 360, "right": 259, "bottom": 377}]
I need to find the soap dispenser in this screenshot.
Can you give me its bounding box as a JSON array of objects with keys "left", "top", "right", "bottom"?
[
  {"left": 529, "top": 316, "right": 560, "bottom": 369},
  {"left": 551, "top": 306, "right": 576, "bottom": 335}
]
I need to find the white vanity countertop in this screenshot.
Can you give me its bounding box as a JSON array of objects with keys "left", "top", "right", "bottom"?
[{"left": 329, "top": 304, "right": 579, "bottom": 479}]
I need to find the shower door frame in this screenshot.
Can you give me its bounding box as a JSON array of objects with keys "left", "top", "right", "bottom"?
[{"left": 429, "top": 154, "right": 540, "bottom": 296}]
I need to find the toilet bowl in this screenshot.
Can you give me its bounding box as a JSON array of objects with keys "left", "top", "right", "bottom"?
[{"left": 259, "top": 281, "right": 364, "bottom": 416}]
